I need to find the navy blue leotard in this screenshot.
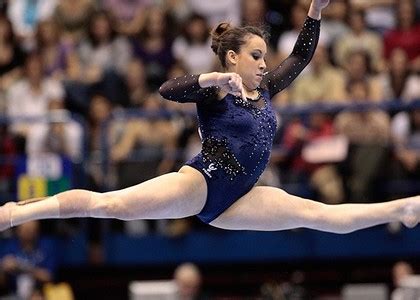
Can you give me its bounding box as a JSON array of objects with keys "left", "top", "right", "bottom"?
[{"left": 159, "top": 17, "right": 320, "bottom": 223}]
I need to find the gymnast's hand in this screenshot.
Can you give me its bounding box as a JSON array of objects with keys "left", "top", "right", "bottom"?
[
  {"left": 312, "top": 0, "right": 330, "bottom": 10},
  {"left": 308, "top": 0, "right": 330, "bottom": 19},
  {"left": 215, "top": 72, "right": 246, "bottom": 99},
  {"left": 198, "top": 72, "right": 246, "bottom": 100}
]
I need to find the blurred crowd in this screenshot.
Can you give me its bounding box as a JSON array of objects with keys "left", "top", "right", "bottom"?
[{"left": 0, "top": 0, "right": 419, "bottom": 271}]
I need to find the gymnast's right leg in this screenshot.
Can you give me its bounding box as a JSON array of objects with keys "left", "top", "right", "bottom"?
[{"left": 0, "top": 166, "right": 207, "bottom": 231}]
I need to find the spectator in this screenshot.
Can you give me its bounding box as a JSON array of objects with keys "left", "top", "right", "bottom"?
[
  {"left": 379, "top": 48, "right": 420, "bottom": 102},
  {"left": 124, "top": 58, "right": 150, "bottom": 108},
  {"left": 53, "top": 0, "right": 95, "bottom": 44},
  {"left": 7, "top": 0, "right": 58, "bottom": 50},
  {"left": 26, "top": 100, "right": 83, "bottom": 162},
  {"left": 335, "top": 79, "right": 391, "bottom": 202},
  {"left": 78, "top": 10, "right": 131, "bottom": 77},
  {"left": 101, "top": 0, "right": 152, "bottom": 36},
  {"left": 187, "top": 0, "right": 241, "bottom": 27},
  {"left": 343, "top": 49, "right": 383, "bottom": 102},
  {"left": 172, "top": 14, "right": 216, "bottom": 75},
  {"left": 333, "top": 8, "right": 384, "bottom": 72},
  {"left": 6, "top": 51, "right": 65, "bottom": 139},
  {"left": 131, "top": 6, "right": 175, "bottom": 91},
  {"left": 277, "top": 3, "right": 312, "bottom": 64},
  {"left": 279, "top": 113, "right": 345, "bottom": 204},
  {"left": 35, "top": 18, "right": 74, "bottom": 81},
  {"left": 174, "top": 262, "right": 207, "bottom": 300},
  {"left": 383, "top": 0, "right": 420, "bottom": 72},
  {"left": 86, "top": 93, "right": 114, "bottom": 189},
  {"left": 320, "top": 0, "right": 350, "bottom": 49},
  {"left": 391, "top": 261, "right": 415, "bottom": 300},
  {"left": 241, "top": 0, "right": 267, "bottom": 27},
  {"left": 110, "top": 93, "right": 180, "bottom": 176},
  {"left": 390, "top": 109, "right": 420, "bottom": 184},
  {"left": 350, "top": 0, "right": 396, "bottom": 33},
  {"left": 0, "top": 14, "right": 25, "bottom": 113},
  {"left": 0, "top": 221, "right": 57, "bottom": 300},
  {"left": 281, "top": 271, "right": 310, "bottom": 300},
  {"left": 290, "top": 45, "right": 346, "bottom": 105}
]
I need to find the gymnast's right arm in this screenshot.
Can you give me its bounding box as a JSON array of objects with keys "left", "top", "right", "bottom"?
[
  {"left": 159, "top": 72, "right": 243, "bottom": 103},
  {"left": 159, "top": 73, "right": 218, "bottom": 103}
]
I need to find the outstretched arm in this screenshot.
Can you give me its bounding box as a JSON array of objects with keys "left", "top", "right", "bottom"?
[
  {"left": 263, "top": 0, "right": 329, "bottom": 98},
  {"left": 159, "top": 72, "right": 246, "bottom": 103}
]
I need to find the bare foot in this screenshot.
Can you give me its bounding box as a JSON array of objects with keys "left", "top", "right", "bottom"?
[
  {"left": 401, "top": 197, "right": 420, "bottom": 228},
  {"left": 0, "top": 202, "right": 16, "bottom": 231}
]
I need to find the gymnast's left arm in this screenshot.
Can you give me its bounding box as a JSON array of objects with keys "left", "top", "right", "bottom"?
[{"left": 262, "top": 0, "right": 330, "bottom": 98}]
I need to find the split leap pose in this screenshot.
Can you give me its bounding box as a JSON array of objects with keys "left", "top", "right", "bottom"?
[{"left": 1, "top": 0, "right": 420, "bottom": 233}]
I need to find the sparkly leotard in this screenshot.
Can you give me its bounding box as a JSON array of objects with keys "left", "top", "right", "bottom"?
[{"left": 159, "top": 17, "right": 320, "bottom": 223}]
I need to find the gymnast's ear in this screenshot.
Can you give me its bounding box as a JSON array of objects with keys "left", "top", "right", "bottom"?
[{"left": 226, "top": 50, "right": 238, "bottom": 66}]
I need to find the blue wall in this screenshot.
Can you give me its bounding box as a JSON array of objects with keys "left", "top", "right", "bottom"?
[{"left": 2, "top": 225, "right": 419, "bottom": 266}]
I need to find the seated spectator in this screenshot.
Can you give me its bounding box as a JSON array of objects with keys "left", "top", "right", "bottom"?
[
  {"left": 0, "top": 14, "right": 25, "bottom": 113},
  {"left": 86, "top": 93, "right": 114, "bottom": 189},
  {"left": 26, "top": 100, "right": 83, "bottom": 162},
  {"left": 334, "top": 79, "right": 391, "bottom": 202},
  {"left": 124, "top": 58, "right": 151, "bottom": 108},
  {"left": 110, "top": 93, "right": 180, "bottom": 176},
  {"left": 290, "top": 45, "right": 346, "bottom": 105},
  {"left": 101, "top": 0, "right": 152, "bottom": 36},
  {"left": 343, "top": 49, "right": 383, "bottom": 102},
  {"left": 333, "top": 8, "right": 384, "bottom": 72},
  {"left": 64, "top": 10, "right": 131, "bottom": 114},
  {"left": 53, "top": 0, "right": 95, "bottom": 44},
  {"left": 279, "top": 113, "right": 345, "bottom": 204},
  {"left": 241, "top": 0, "right": 267, "bottom": 27},
  {"left": 384, "top": 0, "right": 420, "bottom": 72},
  {"left": 349, "top": 0, "right": 396, "bottom": 33},
  {"left": 35, "top": 19, "right": 75, "bottom": 81},
  {"left": 7, "top": 0, "right": 58, "bottom": 50},
  {"left": 131, "top": 6, "right": 175, "bottom": 91},
  {"left": 390, "top": 109, "right": 420, "bottom": 182},
  {"left": 188, "top": 0, "right": 241, "bottom": 27},
  {"left": 379, "top": 48, "right": 420, "bottom": 102},
  {"left": 320, "top": 0, "right": 350, "bottom": 49},
  {"left": 78, "top": 10, "right": 131, "bottom": 78},
  {"left": 0, "top": 221, "right": 57, "bottom": 300},
  {"left": 6, "top": 51, "right": 65, "bottom": 139},
  {"left": 172, "top": 14, "right": 216, "bottom": 75},
  {"left": 277, "top": 3, "right": 313, "bottom": 66}
]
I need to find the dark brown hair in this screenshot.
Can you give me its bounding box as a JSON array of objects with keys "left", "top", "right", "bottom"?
[{"left": 210, "top": 23, "right": 269, "bottom": 68}]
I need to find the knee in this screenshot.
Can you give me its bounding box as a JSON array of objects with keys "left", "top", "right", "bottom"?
[
  {"left": 301, "top": 201, "right": 327, "bottom": 227},
  {"left": 91, "top": 194, "right": 131, "bottom": 220}
]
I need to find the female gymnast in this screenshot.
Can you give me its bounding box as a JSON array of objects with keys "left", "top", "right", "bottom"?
[{"left": 1, "top": 0, "right": 420, "bottom": 233}]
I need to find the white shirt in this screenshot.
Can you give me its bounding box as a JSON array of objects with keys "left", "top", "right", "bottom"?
[
  {"left": 187, "top": 0, "right": 241, "bottom": 27},
  {"left": 7, "top": 0, "right": 58, "bottom": 37},
  {"left": 6, "top": 78, "right": 64, "bottom": 134},
  {"left": 172, "top": 38, "right": 214, "bottom": 74}
]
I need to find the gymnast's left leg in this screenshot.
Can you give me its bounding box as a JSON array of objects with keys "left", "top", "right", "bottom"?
[{"left": 210, "top": 186, "right": 420, "bottom": 233}]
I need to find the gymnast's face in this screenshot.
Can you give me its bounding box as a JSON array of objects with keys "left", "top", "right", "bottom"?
[{"left": 228, "top": 34, "right": 267, "bottom": 91}]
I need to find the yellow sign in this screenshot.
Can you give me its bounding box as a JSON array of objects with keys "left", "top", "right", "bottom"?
[{"left": 17, "top": 176, "right": 47, "bottom": 200}]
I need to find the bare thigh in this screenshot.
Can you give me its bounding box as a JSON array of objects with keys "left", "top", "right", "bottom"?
[
  {"left": 210, "top": 186, "right": 321, "bottom": 231},
  {"left": 101, "top": 166, "right": 208, "bottom": 220}
]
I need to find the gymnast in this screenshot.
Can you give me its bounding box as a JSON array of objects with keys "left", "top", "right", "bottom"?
[{"left": 1, "top": 0, "right": 420, "bottom": 234}]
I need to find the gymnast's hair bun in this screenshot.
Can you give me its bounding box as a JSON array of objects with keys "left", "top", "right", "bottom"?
[{"left": 210, "top": 22, "right": 232, "bottom": 55}]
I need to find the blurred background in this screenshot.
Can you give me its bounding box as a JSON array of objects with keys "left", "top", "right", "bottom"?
[{"left": 0, "top": 0, "right": 420, "bottom": 299}]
